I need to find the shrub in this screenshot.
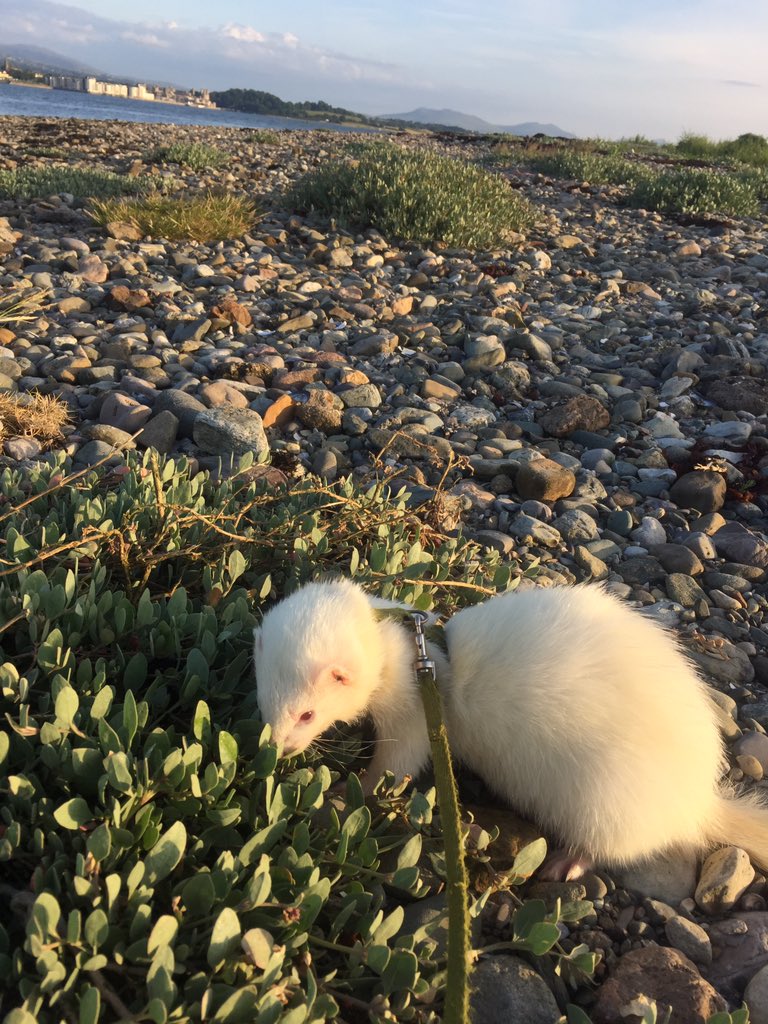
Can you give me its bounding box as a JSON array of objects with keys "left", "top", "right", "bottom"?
[
  {"left": 727, "top": 132, "right": 768, "bottom": 167},
  {"left": 248, "top": 129, "right": 282, "bottom": 145},
  {"left": 676, "top": 131, "right": 768, "bottom": 168},
  {"left": 675, "top": 132, "right": 716, "bottom": 160},
  {"left": 287, "top": 142, "right": 535, "bottom": 247},
  {"left": 738, "top": 166, "right": 768, "bottom": 200},
  {"left": 526, "top": 150, "right": 648, "bottom": 187},
  {"left": 627, "top": 167, "right": 760, "bottom": 218},
  {"left": 147, "top": 142, "right": 230, "bottom": 171},
  {"left": 0, "top": 167, "right": 148, "bottom": 200},
  {"left": 0, "top": 454, "right": 602, "bottom": 1023},
  {"left": 88, "top": 192, "right": 257, "bottom": 242}
]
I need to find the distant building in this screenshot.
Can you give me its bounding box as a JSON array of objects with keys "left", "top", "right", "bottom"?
[
  {"left": 84, "top": 77, "right": 128, "bottom": 97},
  {"left": 49, "top": 75, "right": 86, "bottom": 91},
  {"left": 47, "top": 73, "right": 212, "bottom": 107},
  {"left": 128, "top": 83, "right": 155, "bottom": 101},
  {"left": 48, "top": 75, "right": 154, "bottom": 100},
  {"left": 186, "top": 88, "right": 215, "bottom": 108}
]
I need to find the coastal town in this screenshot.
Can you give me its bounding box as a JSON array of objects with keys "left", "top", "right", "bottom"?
[{"left": 0, "top": 57, "right": 216, "bottom": 108}]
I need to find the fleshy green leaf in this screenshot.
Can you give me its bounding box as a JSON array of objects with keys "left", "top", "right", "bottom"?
[
  {"left": 53, "top": 798, "right": 92, "bottom": 829},
  {"left": 208, "top": 908, "right": 241, "bottom": 968},
  {"left": 510, "top": 837, "right": 548, "bottom": 879},
  {"left": 144, "top": 821, "right": 187, "bottom": 886}
]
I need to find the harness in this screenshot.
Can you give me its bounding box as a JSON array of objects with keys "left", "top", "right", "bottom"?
[{"left": 372, "top": 605, "right": 450, "bottom": 658}]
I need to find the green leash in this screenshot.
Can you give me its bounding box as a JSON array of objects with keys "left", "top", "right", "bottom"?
[{"left": 397, "top": 610, "right": 471, "bottom": 1024}]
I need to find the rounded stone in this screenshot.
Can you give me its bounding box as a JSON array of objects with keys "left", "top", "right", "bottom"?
[
  {"left": 665, "top": 573, "right": 708, "bottom": 607},
  {"left": 745, "top": 962, "right": 768, "bottom": 1024},
  {"left": 137, "top": 411, "right": 179, "bottom": 454},
  {"left": 553, "top": 508, "right": 599, "bottom": 543},
  {"left": 199, "top": 381, "right": 249, "bottom": 409},
  {"left": 669, "top": 471, "right": 727, "bottom": 513},
  {"left": 515, "top": 458, "right": 576, "bottom": 502},
  {"left": 469, "top": 955, "right": 560, "bottom": 1024},
  {"left": 153, "top": 390, "right": 207, "bottom": 438},
  {"left": 538, "top": 395, "right": 611, "bottom": 437},
  {"left": 193, "top": 408, "right": 269, "bottom": 458},
  {"left": 733, "top": 732, "right": 768, "bottom": 775},
  {"left": 296, "top": 390, "right": 344, "bottom": 433},
  {"left": 4, "top": 436, "right": 43, "bottom": 460},
  {"left": 592, "top": 945, "right": 725, "bottom": 1023},
  {"left": 607, "top": 509, "right": 634, "bottom": 536},
  {"left": 665, "top": 915, "right": 712, "bottom": 966},
  {"left": 338, "top": 383, "right": 382, "bottom": 409},
  {"left": 695, "top": 846, "right": 755, "bottom": 914},
  {"left": 74, "top": 439, "right": 125, "bottom": 468},
  {"left": 100, "top": 392, "right": 153, "bottom": 433},
  {"left": 631, "top": 515, "right": 667, "bottom": 547},
  {"left": 312, "top": 449, "right": 338, "bottom": 480}
]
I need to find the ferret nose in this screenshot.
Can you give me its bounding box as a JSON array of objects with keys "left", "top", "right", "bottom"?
[{"left": 273, "top": 733, "right": 296, "bottom": 756}]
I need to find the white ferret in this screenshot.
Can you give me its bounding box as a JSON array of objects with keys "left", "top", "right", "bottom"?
[{"left": 253, "top": 578, "right": 768, "bottom": 879}]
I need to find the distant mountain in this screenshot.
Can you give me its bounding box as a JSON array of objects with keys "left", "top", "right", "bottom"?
[
  {"left": 1, "top": 44, "right": 180, "bottom": 88},
  {"left": 384, "top": 107, "right": 575, "bottom": 138},
  {"left": 0, "top": 44, "right": 103, "bottom": 76}
]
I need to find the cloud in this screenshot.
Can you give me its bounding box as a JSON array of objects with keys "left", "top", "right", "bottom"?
[
  {"left": 120, "top": 30, "right": 168, "bottom": 48},
  {"left": 222, "top": 24, "right": 266, "bottom": 44},
  {"left": 0, "top": 0, "right": 416, "bottom": 95},
  {"left": 1, "top": 0, "right": 765, "bottom": 139}
]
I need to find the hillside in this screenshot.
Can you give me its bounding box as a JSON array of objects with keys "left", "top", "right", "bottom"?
[
  {"left": 0, "top": 43, "right": 102, "bottom": 76},
  {"left": 386, "top": 106, "right": 575, "bottom": 137}
]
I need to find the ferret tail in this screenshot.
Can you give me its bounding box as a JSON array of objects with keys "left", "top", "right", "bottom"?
[{"left": 706, "top": 791, "right": 768, "bottom": 871}]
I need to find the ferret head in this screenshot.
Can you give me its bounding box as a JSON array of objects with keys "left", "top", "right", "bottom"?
[{"left": 253, "top": 579, "right": 383, "bottom": 757}]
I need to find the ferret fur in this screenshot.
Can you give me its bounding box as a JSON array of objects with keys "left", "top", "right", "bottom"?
[{"left": 253, "top": 578, "right": 768, "bottom": 873}]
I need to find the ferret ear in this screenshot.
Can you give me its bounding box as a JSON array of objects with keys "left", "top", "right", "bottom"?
[{"left": 318, "top": 664, "right": 351, "bottom": 687}]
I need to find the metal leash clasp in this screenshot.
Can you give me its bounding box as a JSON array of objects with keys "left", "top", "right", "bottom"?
[{"left": 411, "top": 611, "right": 436, "bottom": 679}]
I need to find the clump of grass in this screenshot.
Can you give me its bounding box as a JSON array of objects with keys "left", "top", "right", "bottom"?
[
  {"left": 0, "top": 393, "right": 71, "bottom": 448},
  {"left": 248, "top": 128, "right": 282, "bottom": 145},
  {"left": 676, "top": 131, "right": 768, "bottom": 168},
  {"left": 0, "top": 167, "right": 148, "bottom": 200},
  {"left": 147, "top": 141, "right": 230, "bottom": 170},
  {"left": 521, "top": 141, "right": 764, "bottom": 219},
  {"left": 526, "top": 149, "right": 648, "bottom": 187},
  {"left": 287, "top": 141, "right": 535, "bottom": 247},
  {"left": 0, "top": 289, "right": 50, "bottom": 325},
  {"left": 88, "top": 191, "right": 258, "bottom": 242},
  {"left": 626, "top": 167, "right": 761, "bottom": 219},
  {"left": 24, "top": 146, "right": 68, "bottom": 159},
  {"left": 613, "top": 134, "right": 664, "bottom": 154}
]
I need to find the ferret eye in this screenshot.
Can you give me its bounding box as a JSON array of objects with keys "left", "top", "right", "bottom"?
[{"left": 299, "top": 710, "right": 314, "bottom": 723}]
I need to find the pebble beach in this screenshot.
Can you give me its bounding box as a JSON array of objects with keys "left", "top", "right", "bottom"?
[{"left": 3, "top": 114, "right": 768, "bottom": 1019}]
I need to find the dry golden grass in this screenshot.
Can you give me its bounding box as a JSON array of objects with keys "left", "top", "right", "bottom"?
[
  {"left": 0, "top": 393, "right": 71, "bottom": 448},
  {"left": 0, "top": 289, "right": 50, "bottom": 325},
  {"left": 88, "top": 191, "right": 258, "bottom": 242}
]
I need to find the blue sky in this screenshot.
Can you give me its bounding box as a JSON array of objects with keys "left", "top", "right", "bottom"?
[{"left": 3, "top": 0, "right": 766, "bottom": 138}]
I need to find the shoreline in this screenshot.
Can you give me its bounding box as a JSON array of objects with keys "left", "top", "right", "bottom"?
[
  {"left": 7, "top": 80, "right": 52, "bottom": 90},
  {"left": 0, "top": 86, "right": 384, "bottom": 133}
]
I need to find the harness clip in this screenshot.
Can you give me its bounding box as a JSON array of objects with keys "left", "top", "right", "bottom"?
[{"left": 411, "top": 611, "right": 436, "bottom": 679}]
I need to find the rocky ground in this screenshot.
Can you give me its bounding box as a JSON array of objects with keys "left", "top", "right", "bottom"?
[{"left": 2, "top": 115, "right": 768, "bottom": 1022}]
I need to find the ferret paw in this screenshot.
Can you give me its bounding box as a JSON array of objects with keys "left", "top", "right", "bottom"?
[{"left": 539, "top": 850, "right": 594, "bottom": 882}]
